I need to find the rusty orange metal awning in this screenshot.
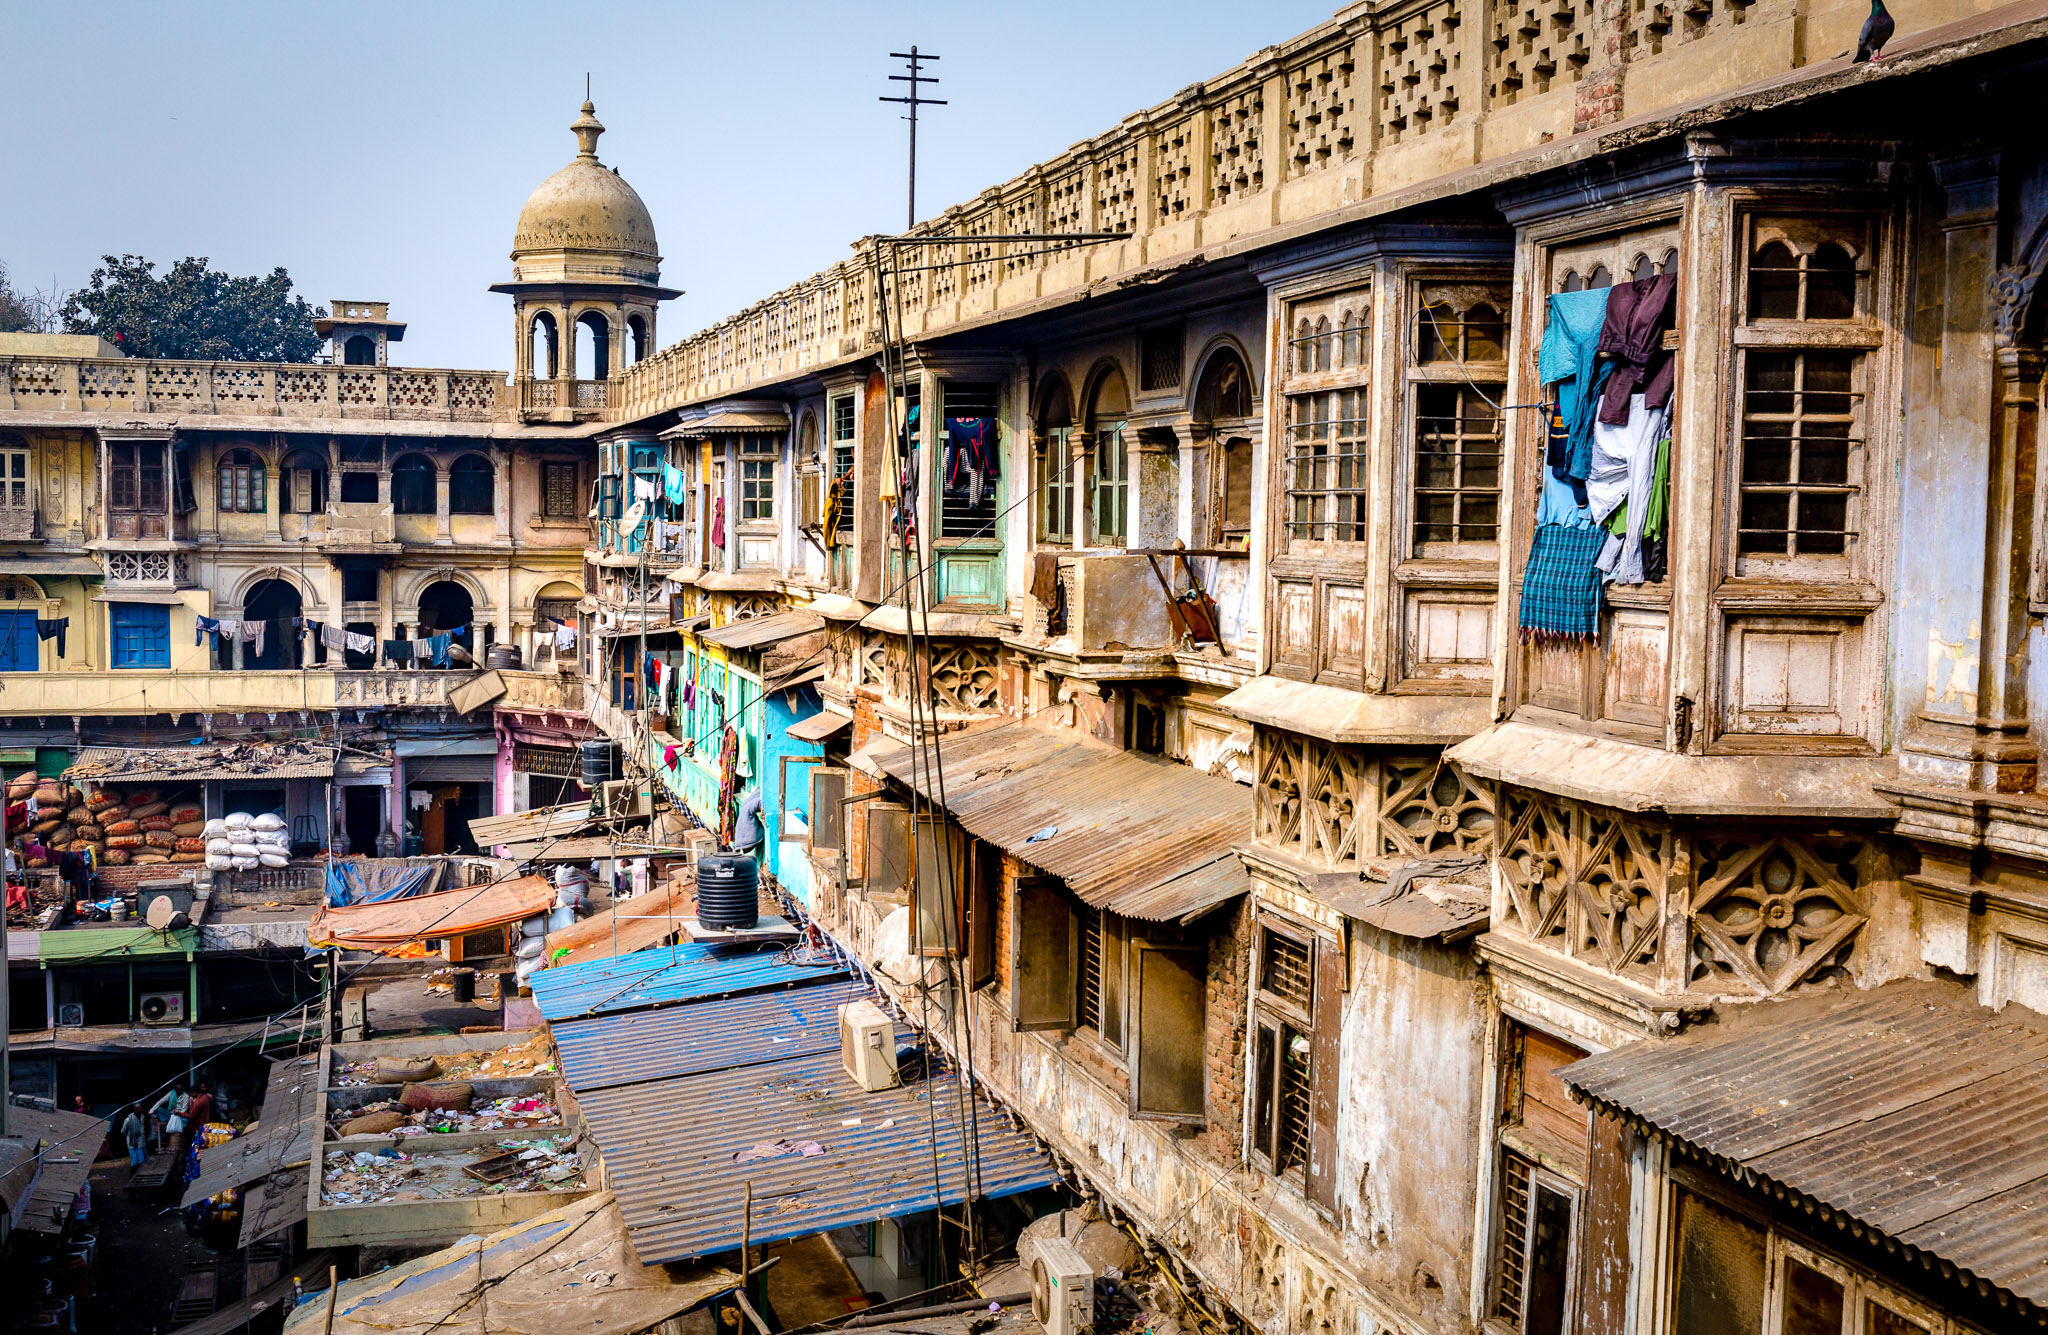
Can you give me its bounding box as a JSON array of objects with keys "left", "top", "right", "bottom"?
[{"left": 863, "top": 721, "right": 1250, "bottom": 922}]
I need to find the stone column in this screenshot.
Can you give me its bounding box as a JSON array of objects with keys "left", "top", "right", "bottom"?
[
  {"left": 434, "top": 465, "right": 453, "bottom": 545},
  {"left": 1069, "top": 430, "right": 1094, "bottom": 550},
  {"left": 1902, "top": 154, "right": 2033, "bottom": 790},
  {"left": 493, "top": 447, "right": 512, "bottom": 544},
  {"left": 1129, "top": 428, "right": 1181, "bottom": 550}
]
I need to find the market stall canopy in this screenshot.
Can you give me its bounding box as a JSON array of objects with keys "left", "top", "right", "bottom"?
[
  {"left": 282, "top": 1192, "right": 738, "bottom": 1335},
  {"left": 467, "top": 802, "right": 598, "bottom": 850},
  {"left": 1562, "top": 980, "right": 2048, "bottom": 1310},
  {"left": 183, "top": 1053, "right": 320, "bottom": 1207},
  {"left": 66, "top": 741, "right": 337, "bottom": 783},
  {"left": 0, "top": 1103, "right": 104, "bottom": 1234},
  {"left": 307, "top": 875, "right": 555, "bottom": 950},
  {"left": 669, "top": 408, "right": 790, "bottom": 435},
  {"left": 862, "top": 720, "right": 1252, "bottom": 922},
  {"left": 785, "top": 709, "right": 853, "bottom": 742},
  {"left": 696, "top": 609, "right": 824, "bottom": 650}
]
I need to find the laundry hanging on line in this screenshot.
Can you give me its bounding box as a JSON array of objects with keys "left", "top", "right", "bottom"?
[{"left": 34, "top": 617, "right": 65, "bottom": 659}]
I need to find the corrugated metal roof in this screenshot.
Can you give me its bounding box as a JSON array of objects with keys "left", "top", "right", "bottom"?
[
  {"left": 697, "top": 610, "right": 824, "bottom": 650},
  {"left": 1562, "top": 980, "right": 2048, "bottom": 1308},
  {"left": 529, "top": 941, "right": 849, "bottom": 1022},
  {"left": 786, "top": 709, "right": 853, "bottom": 742},
  {"left": 183, "top": 1053, "right": 321, "bottom": 1206},
  {"left": 552, "top": 979, "right": 885, "bottom": 1092},
  {"left": 66, "top": 742, "right": 337, "bottom": 783},
  {"left": 866, "top": 721, "right": 1252, "bottom": 921},
  {"left": 577, "top": 1046, "right": 1057, "bottom": 1264}
]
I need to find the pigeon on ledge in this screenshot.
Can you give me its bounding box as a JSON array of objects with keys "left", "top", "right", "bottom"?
[{"left": 1853, "top": 0, "right": 1895, "bottom": 62}]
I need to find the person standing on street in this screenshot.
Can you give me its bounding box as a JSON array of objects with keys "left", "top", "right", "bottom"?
[{"left": 120, "top": 1105, "right": 146, "bottom": 1168}]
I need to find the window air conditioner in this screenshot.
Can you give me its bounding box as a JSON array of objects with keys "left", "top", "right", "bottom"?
[
  {"left": 838, "top": 1000, "right": 898, "bottom": 1092},
  {"left": 57, "top": 1003, "right": 84, "bottom": 1028},
  {"left": 138, "top": 991, "right": 186, "bottom": 1026},
  {"left": 1031, "top": 1239, "right": 1094, "bottom": 1335}
]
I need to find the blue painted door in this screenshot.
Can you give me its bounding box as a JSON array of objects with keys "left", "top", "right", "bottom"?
[{"left": 0, "top": 610, "right": 37, "bottom": 672}]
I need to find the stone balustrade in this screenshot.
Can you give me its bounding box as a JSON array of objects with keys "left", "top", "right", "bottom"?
[{"left": 0, "top": 356, "right": 506, "bottom": 421}]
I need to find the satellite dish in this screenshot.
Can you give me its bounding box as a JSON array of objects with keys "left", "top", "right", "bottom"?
[
  {"left": 144, "top": 895, "right": 176, "bottom": 929},
  {"left": 622, "top": 500, "right": 647, "bottom": 534}
]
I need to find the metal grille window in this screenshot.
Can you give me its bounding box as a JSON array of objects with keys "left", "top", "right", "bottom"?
[
  {"left": 1733, "top": 215, "right": 1879, "bottom": 571},
  {"left": 1491, "top": 1023, "right": 1589, "bottom": 1333},
  {"left": 339, "top": 436, "right": 383, "bottom": 467},
  {"left": 1140, "top": 324, "right": 1184, "bottom": 391},
  {"left": 1285, "top": 390, "right": 1367, "bottom": 543},
  {"left": 542, "top": 462, "right": 579, "bottom": 518},
  {"left": 218, "top": 448, "right": 265, "bottom": 514},
  {"left": 1251, "top": 921, "right": 1320, "bottom": 1180},
  {"left": 740, "top": 438, "right": 776, "bottom": 522},
  {"left": 1412, "top": 384, "right": 1503, "bottom": 548},
  {"left": 1091, "top": 425, "right": 1127, "bottom": 545},
  {"left": 940, "top": 381, "right": 1000, "bottom": 539},
  {"left": 830, "top": 395, "right": 856, "bottom": 543}
]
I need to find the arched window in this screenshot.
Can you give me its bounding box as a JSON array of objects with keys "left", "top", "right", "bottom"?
[
  {"left": 1193, "top": 347, "right": 1254, "bottom": 422},
  {"left": 628, "top": 314, "right": 649, "bottom": 364},
  {"left": 530, "top": 311, "right": 559, "bottom": 379},
  {"left": 1086, "top": 368, "right": 1130, "bottom": 546},
  {"left": 343, "top": 334, "right": 377, "bottom": 366},
  {"left": 391, "top": 453, "right": 436, "bottom": 515},
  {"left": 1294, "top": 320, "right": 1314, "bottom": 373},
  {"left": 575, "top": 312, "right": 611, "bottom": 381},
  {"left": 282, "top": 450, "right": 326, "bottom": 514},
  {"left": 1313, "top": 317, "right": 1333, "bottom": 372},
  {"left": 449, "top": 454, "right": 494, "bottom": 515},
  {"left": 1035, "top": 376, "right": 1075, "bottom": 544},
  {"left": 218, "top": 448, "right": 266, "bottom": 514}
]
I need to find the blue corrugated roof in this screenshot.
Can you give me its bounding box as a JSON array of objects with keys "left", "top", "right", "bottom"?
[
  {"left": 575, "top": 1047, "right": 1059, "bottom": 1264},
  {"left": 551, "top": 979, "right": 892, "bottom": 1092},
  {"left": 529, "top": 940, "right": 848, "bottom": 1022}
]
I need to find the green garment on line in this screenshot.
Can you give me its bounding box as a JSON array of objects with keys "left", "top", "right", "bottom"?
[{"left": 1602, "top": 434, "right": 1672, "bottom": 541}]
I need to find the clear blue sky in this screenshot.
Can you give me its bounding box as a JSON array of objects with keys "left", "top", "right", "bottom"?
[{"left": 1, "top": 0, "right": 1338, "bottom": 372}]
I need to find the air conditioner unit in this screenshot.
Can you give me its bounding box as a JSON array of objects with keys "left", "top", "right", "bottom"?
[
  {"left": 138, "top": 991, "right": 185, "bottom": 1026},
  {"left": 600, "top": 779, "right": 652, "bottom": 819},
  {"left": 1031, "top": 1239, "right": 1094, "bottom": 1335},
  {"left": 839, "top": 1000, "right": 898, "bottom": 1092},
  {"left": 56, "top": 1003, "right": 84, "bottom": 1028}
]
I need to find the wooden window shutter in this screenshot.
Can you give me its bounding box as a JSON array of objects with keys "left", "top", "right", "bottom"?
[
  {"left": 801, "top": 467, "right": 822, "bottom": 528},
  {"left": 1304, "top": 932, "right": 1346, "bottom": 1212},
  {"left": 808, "top": 767, "right": 849, "bottom": 851},
  {"left": 1010, "top": 877, "right": 1077, "bottom": 1032},
  {"left": 1127, "top": 941, "right": 1207, "bottom": 1123},
  {"left": 863, "top": 802, "right": 914, "bottom": 896},
  {"left": 912, "top": 812, "right": 968, "bottom": 957},
  {"left": 966, "top": 842, "right": 999, "bottom": 991}
]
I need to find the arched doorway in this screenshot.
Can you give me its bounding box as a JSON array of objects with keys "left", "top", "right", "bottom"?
[
  {"left": 343, "top": 335, "right": 377, "bottom": 366},
  {"left": 240, "top": 578, "right": 304, "bottom": 670},
  {"left": 575, "top": 312, "right": 611, "bottom": 381},
  {"left": 1085, "top": 366, "right": 1130, "bottom": 545},
  {"left": 530, "top": 311, "right": 558, "bottom": 379},
  {"left": 417, "top": 580, "right": 475, "bottom": 658}
]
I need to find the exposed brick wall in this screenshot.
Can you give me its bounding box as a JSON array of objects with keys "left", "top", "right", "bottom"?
[{"left": 1199, "top": 897, "right": 1252, "bottom": 1161}]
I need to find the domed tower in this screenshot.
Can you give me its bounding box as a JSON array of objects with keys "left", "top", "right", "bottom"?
[{"left": 493, "top": 100, "right": 679, "bottom": 420}]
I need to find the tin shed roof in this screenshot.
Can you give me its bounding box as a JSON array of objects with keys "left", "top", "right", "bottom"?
[
  {"left": 1561, "top": 980, "right": 2048, "bottom": 1309},
  {"left": 183, "top": 1053, "right": 320, "bottom": 1206},
  {"left": 697, "top": 610, "right": 824, "bottom": 650},
  {"left": 864, "top": 722, "right": 1251, "bottom": 921},
  {"left": 575, "top": 1045, "right": 1056, "bottom": 1264},
  {"left": 68, "top": 741, "right": 338, "bottom": 783},
  {"left": 551, "top": 978, "right": 884, "bottom": 1092},
  {"left": 529, "top": 941, "right": 848, "bottom": 1022}
]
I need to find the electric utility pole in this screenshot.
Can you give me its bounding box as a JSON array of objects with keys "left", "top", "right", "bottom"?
[{"left": 880, "top": 47, "right": 945, "bottom": 229}]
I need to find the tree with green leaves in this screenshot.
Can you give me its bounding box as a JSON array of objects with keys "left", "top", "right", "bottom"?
[{"left": 60, "top": 255, "right": 325, "bottom": 362}]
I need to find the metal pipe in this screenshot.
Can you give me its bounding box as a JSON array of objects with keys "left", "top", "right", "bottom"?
[{"left": 844, "top": 1294, "right": 1030, "bottom": 1327}]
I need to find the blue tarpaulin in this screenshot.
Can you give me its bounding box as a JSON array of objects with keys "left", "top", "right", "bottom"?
[{"left": 324, "top": 860, "right": 441, "bottom": 907}]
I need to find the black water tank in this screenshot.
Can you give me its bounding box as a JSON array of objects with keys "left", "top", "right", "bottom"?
[
  {"left": 579, "top": 740, "right": 618, "bottom": 788},
  {"left": 486, "top": 643, "right": 522, "bottom": 671},
  {"left": 696, "top": 854, "right": 760, "bottom": 930}
]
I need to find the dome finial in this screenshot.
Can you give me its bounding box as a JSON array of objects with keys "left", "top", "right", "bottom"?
[{"left": 571, "top": 99, "right": 604, "bottom": 160}]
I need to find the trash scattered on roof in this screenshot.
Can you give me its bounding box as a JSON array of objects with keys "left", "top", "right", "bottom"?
[
  {"left": 333, "top": 1091, "right": 563, "bottom": 1140},
  {"left": 65, "top": 740, "right": 344, "bottom": 783},
  {"left": 320, "top": 1134, "right": 585, "bottom": 1204},
  {"left": 329, "top": 1034, "right": 556, "bottom": 1086}
]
